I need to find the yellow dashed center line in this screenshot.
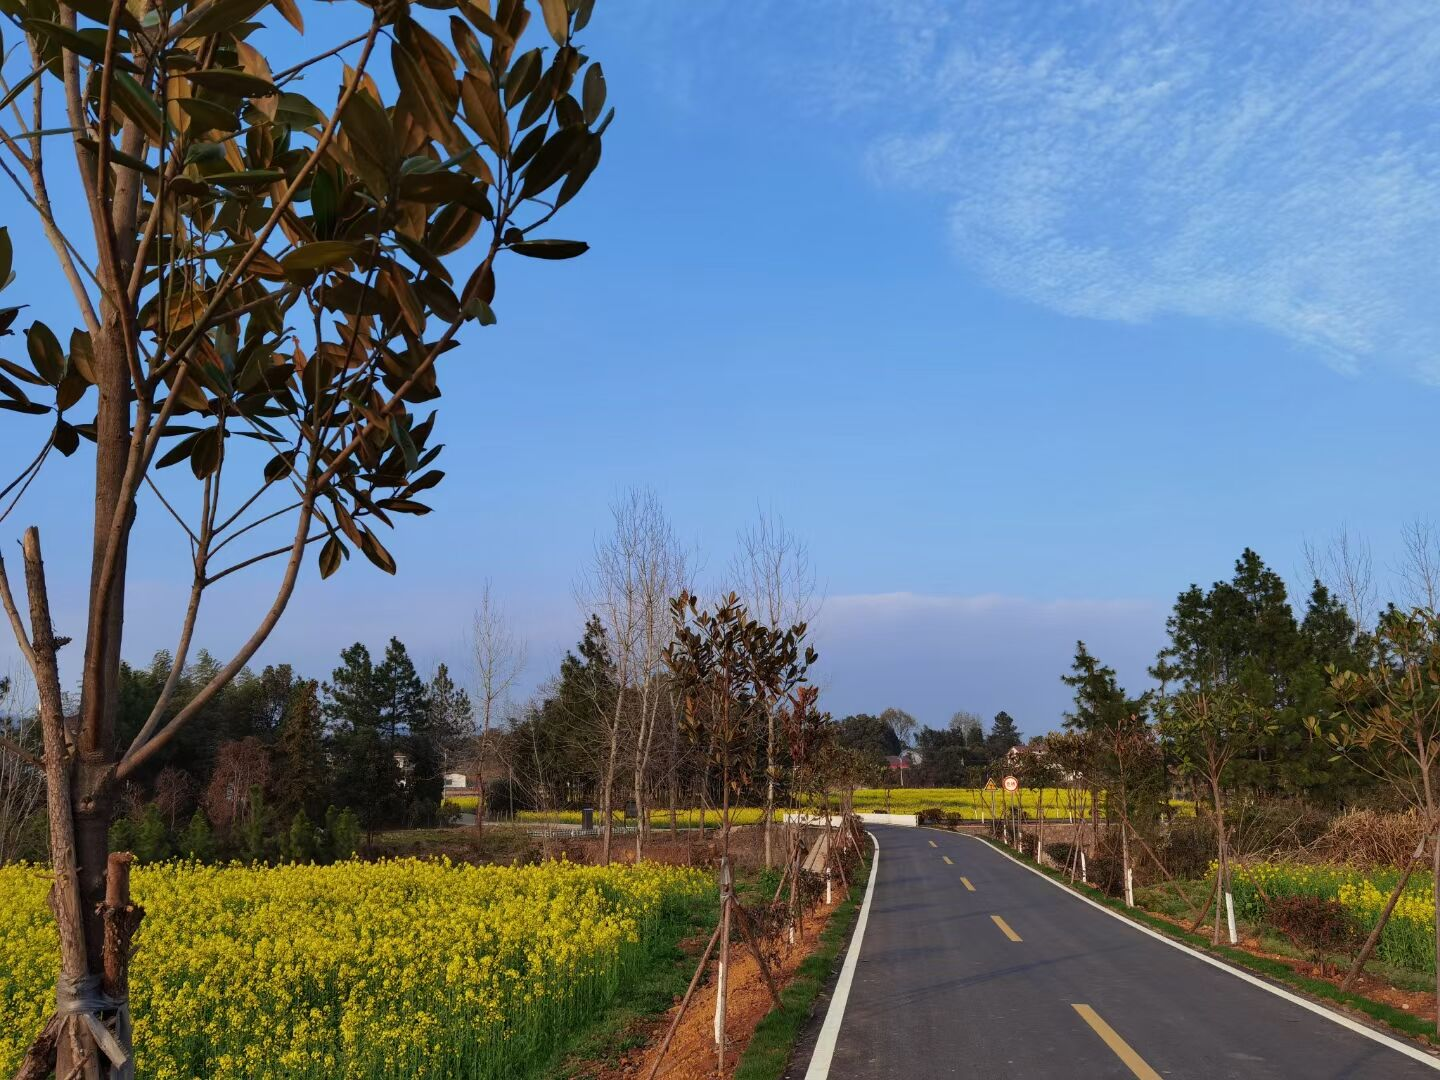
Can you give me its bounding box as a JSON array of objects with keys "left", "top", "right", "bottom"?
[
  {"left": 960, "top": 877, "right": 975, "bottom": 892},
  {"left": 990, "top": 914, "right": 1022, "bottom": 942},
  {"left": 942, "top": 855, "right": 954, "bottom": 865},
  {"left": 1072, "top": 1004, "right": 1161, "bottom": 1080}
]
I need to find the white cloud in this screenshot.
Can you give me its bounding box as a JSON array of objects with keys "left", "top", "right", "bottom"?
[
  {"left": 835, "top": 0, "right": 1440, "bottom": 377},
  {"left": 812, "top": 591, "right": 1166, "bottom": 735}
]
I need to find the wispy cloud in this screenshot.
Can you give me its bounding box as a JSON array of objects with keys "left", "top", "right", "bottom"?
[
  {"left": 629, "top": 0, "right": 1440, "bottom": 378},
  {"left": 838, "top": 1, "right": 1440, "bottom": 377}
]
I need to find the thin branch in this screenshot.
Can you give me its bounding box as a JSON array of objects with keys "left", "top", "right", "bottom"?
[
  {"left": 0, "top": 436, "right": 53, "bottom": 529},
  {"left": 210, "top": 499, "right": 305, "bottom": 557},
  {"left": 0, "top": 733, "right": 42, "bottom": 770},
  {"left": 273, "top": 31, "right": 370, "bottom": 82},
  {"left": 204, "top": 529, "right": 327, "bottom": 585},
  {"left": 0, "top": 551, "right": 36, "bottom": 670},
  {"left": 118, "top": 492, "right": 319, "bottom": 779},
  {"left": 142, "top": 475, "right": 199, "bottom": 547}
]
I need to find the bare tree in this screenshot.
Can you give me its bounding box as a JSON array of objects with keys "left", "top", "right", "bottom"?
[
  {"left": 1303, "top": 526, "right": 1376, "bottom": 634},
  {"left": 0, "top": 673, "right": 44, "bottom": 864},
  {"left": 470, "top": 582, "right": 526, "bottom": 835},
  {"left": 732, "top": 509, "right": 819, "bottom": 866},
  {"left": 579, "top": 487, "right": 686, "bottom": 863},
  {"left": 1398, "top": 519, "right": 1440, "bottom": 613}
]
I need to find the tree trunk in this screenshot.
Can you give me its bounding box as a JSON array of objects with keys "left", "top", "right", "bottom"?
[
  {"left": 1210, "top": 776, "right": 1228, "bottom": 947},
  {"left": 1432, "top": 827, "right": 1439, "bottom": 1037},
  {"left": 600, "top": 729, "right": 618, "bottom": 866},
  {"left": 764, "top": 706, "right": 775, "bottom": 868}
]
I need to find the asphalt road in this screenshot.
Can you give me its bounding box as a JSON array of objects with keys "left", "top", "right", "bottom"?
[{"left": 799, "top": 824, "right": 1440, "bottom": 1079}]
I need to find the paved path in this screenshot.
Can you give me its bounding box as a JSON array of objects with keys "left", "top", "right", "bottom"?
[{"left": 800, "top": 825, "right": 1440, "bottom": 1079}]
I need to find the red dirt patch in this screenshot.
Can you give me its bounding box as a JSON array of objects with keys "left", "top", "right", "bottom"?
[{"left": 594, "top": 890, "right": 846, "bottom": 1079}]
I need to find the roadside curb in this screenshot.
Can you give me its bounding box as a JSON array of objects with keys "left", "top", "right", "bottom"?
[{"left": 955, "top": 830, "right": 1440, "bottom": 1072}]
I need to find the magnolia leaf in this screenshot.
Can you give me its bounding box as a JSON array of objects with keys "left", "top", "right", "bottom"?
[
  {"left": 190, "top": 426, "right": 222, "bottom": 479},
  {"left": 505, "top": 48, "right": 542, "bottom": 110},
  {"left": 176, "top": 97, "right": 242, "bottom": 134},
  {"left": 52, "top": 420, "right": 79, "bottom": 456},
  {"left": 186, "top": 0, "right": 270, "bottom": 37},
  {"left": 272, "top": 0, "right": 304, "bottom": 32},
  {"left": 460, "top": 72, "right": 509, "bottom": 156},
  {"left": 319, "top": 535, "right": 346, "bottom": 579},
  {"left": 21, "top": 21, "right": 141, "bottom": 72},
  {"left": 206, "top": 168, "right": 286, "bottom": 187},
  {"left": 509, "top": 239, "right": 588, "bottom": 259},
  {"left": 185, "top": 69, "right": 279, "bottom": 98},
  {"left": 521, "top": 125, "right": 586, "bottom": 198},
  {"left": 377, "top": 498, "right": 432, "bottom": 515},
  {"left": 538, "top": 0, "right": 569, "bottom": 46},
  {"left": 582, "top": 62, "right": 605, "bottom": 124},
  {"left": 427, "top": 203, "right": 484, "bottom": 256},
  {"left": 397, "top": 169, "right": 475, "bottom": 205},
  {"left": 281, "top": 241, "right": 363, "bottom": 274},
  {"left": 403, "top": 469, "right": 445, "bottom": 495},
  {"left": 0, "top": 372, "right": 30, "bottom": 404},
  {"left": 0, "top": 227, "right": 10, "bottom": 287},
  {"left": 108, "top": 71, "right": 164, "bottom": 140},
  {"left": 462, "top": 297, "right": 496, "bottom": 324},
  {"left": 358, "top": 528, "right": 397, "bottom": 574},
  {"left": 0, "top": 399, "right": 50, "bottom": 415},
  {"left": 0, "top": 357, "right": 45, "bottom": 386},
  {"left": 25, "top": 322, "right": 65, "bottom": 386},
  {"left": 65, "top": 0, "right": 143, "bottom": 31},
  {"left": 156, "top": 432, "right": 201, "bottom": 469}
]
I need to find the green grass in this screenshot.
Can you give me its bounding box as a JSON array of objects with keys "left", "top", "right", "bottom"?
[
  {"left": 732, "top": 855, "right": 871, "bottom": 1080},
  {"left": 974, "top": 835, "right": 1436, "bottom": 1045}
]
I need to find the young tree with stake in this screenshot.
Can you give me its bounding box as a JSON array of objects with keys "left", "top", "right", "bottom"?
[
  {"left": 1310, "top": 607, "right": 1440, "bottom": 1019},
  {"left": 0, "top": 1, "right": 612, "bottom": 1073}
]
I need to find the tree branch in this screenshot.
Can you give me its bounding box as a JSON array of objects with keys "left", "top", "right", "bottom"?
[
  {"left": 0, "top": 549, "right": 37, "bottom": 671},
  {"left": 0, "top": 733, "right": 42, "bottom": 770},
  {"left": 117, "top": 491, "right": 318, "bottom": 779}
]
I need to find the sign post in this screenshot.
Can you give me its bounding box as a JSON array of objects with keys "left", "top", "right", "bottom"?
[{"left": 1002, "top": 776, "right": 1019, "bottom": 847}]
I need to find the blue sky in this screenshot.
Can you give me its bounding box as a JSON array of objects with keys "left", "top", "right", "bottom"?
[{"left": 3, "top": 1, "right": 1440, "bottom": 736}]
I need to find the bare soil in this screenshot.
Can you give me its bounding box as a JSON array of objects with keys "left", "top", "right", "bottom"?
[{"left": 590, "top": 890, "right": 845, "bottom": 1079}]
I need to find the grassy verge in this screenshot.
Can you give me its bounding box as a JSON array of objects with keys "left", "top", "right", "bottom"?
[
  {"left": 538, "top": 893, "right": 720, "bottom": 1080},
  {"left": 732, "top": 856, "right": 872, "bottom": 1080},
  {"left": 972, "top": 834, "right": 1436, "bottom": 1045}
]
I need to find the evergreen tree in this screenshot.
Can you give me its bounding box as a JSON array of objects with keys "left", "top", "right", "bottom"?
[
  {"left": 133, "top": 805, "right": 171, "bottom": 863},
  {"left": 274, "top": 680, "right": 329, "bottom": 821},
  {"left": 326, "top": 643, "right": 403, "bottom": 834},
  {"left": 985, "top": 711, "right": 1023, "bottom": 759},
  {"left": 375, "top": 639, "right": 437, "bottom": 824},
  {"left": 177, "top": 810, "right": 215, "bottom": 862},
  {"left": 283, "top": 810, "right": 318, "bottom": 863},
  {"left": 426, "top": 664, "right": 475, "bottom": 772}
]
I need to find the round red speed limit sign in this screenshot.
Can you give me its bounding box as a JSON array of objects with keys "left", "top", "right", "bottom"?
[{"left": 1002, "top": 775, "right": 1019, "bottom": 792}]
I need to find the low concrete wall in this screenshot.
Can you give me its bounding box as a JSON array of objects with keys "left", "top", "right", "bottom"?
[{"left": 784, "top": 811, "right": 918, "bottom": 827}]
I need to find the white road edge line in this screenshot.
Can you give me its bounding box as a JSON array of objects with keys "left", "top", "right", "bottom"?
[
  {"left": 959, "top": 832, "right": 1440, "bottom": 1071},
  {"left": 803, "top": 830, "right": 881, "bottom": 1080}
]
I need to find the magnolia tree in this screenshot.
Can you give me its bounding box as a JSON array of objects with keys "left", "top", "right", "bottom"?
[
  {"left": 0, "top": 1, "right": 610, "bottom": 1074},
  {"left": 1313, "top": 607, "right": 1440, "bottom": 1016}
]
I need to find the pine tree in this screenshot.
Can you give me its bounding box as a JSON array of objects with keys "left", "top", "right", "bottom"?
[
  {"left": 178, "top": 810, "right": 215, "bottom": 862},
  {"left": 274, "top": 680, "right": 329, "bottom": 821},
  {"left": 326, "top": 643, "right": 402, "bottom": 834},
  {"left": 985, "top": 711, "right": 1023, "bottom": 759}
]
